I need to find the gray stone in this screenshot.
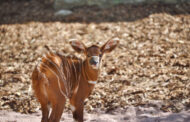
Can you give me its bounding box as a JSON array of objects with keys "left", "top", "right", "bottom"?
[{"left": 54, "top": 9, "right": 73, "bottom": 16}]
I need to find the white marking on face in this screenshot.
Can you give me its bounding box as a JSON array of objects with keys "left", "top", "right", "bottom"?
[
  {"left": 70, "top": 105, "right": 76, "bottom": 112},
  {"left": 90, "top": 56, "right": 100, "bottom": 69},
  {"left": 88, "top": 81, "right": 97, "bottom": 85}
]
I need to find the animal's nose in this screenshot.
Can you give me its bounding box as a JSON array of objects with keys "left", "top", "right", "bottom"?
[
  {"left": 90, "top": 58, "right": 98, "bottom": 65},
  {"left": 90, "top": 56, "right": 99, "bottom": 65}
]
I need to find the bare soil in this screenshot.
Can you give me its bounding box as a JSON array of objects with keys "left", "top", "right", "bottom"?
[{"left": 0, "top": 0, "right": 190, "bottom": 121}]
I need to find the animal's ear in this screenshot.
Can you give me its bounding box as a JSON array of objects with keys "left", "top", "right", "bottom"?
[
  {"left": 70, "top": 40, "right": 86, "bottom": 53},
  {"left": 101, "top": 38, "right": 119, "bottom": 53}
]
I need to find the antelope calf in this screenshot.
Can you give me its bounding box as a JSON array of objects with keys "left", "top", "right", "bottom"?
[{"left": 32, "top": 39, "right": 119, "bottom": 122}]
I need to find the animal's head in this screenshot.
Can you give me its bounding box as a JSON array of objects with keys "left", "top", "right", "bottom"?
[{"left": 70, "top": 39, "right": 119, "bottom": 70}]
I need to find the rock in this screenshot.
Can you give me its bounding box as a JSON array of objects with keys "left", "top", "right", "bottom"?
[{"left": 54, "top": 9, "right": 73, "bottom": 16}]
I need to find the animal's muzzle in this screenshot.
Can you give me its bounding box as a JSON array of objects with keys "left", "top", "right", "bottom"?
[{"left": 90, "top": 56, "right": 99, "bottom": 65}]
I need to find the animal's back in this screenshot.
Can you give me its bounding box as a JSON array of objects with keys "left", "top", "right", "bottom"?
[{"left": 32, "top": 52, "right": 82, "bottom": 100}]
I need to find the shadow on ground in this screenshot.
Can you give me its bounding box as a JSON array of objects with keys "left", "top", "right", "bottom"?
[{"left": 0, "top": 0, "right": 190, "bottom": 24}]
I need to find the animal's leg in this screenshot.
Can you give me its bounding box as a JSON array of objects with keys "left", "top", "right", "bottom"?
[
  {"left": 40, "top": 101, "right": 50, "bottom": 122},
  {"left": 48, "top": 97, "right": 66, "bottom": 122},
  {"left": 72, "top": 103, "right": 84, "bottom": 122}
]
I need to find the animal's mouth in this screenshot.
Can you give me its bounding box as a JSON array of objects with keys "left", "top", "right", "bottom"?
[{"left": 91, "top": 64, "right": 99, "bottom": 69}]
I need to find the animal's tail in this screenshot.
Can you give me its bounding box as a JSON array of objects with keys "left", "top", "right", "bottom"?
[{"left": 31, "top": 66, "right": 41, "bottom": 96}]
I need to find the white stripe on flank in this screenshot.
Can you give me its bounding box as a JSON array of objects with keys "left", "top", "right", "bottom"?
[
  {"left": 54, "top": 57, "right": 61, "bottom": 67},
  {"left": 71, "top": 59, "right": 77, "bottom": 79},
  {"left": 73, "top": 59, "right": 82, "bottom": 94},
  {"left": 43, "top": 56, "right": 69, "bottom": 97},
  {"left": 42, "top": 71, "right": 49, "bottom": 85},
  {"left": 38, "top": 65, "right": 49, "bottom": 98},
  {"left": 67, "top": 59, "right": 73, "bottom": 96},
  {"left": 70, "top": 59, "right": 77, "bottom": 94},
  {"left": 42, "top": 79, "right": 48, "bottom": 98},
  {"left": 65, "top": 59, "right": 71, "bottom": 96},
  {"left": 41, "top": 63, "right": 68, "bottom": 99},
  {"left": 73, "top": 84, "right": 79, "bottom": 94},
  {"left": 77, "top": 60, "right": 82, "bottom": 82}
]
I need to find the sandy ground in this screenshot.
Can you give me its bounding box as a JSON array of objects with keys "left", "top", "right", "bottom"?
[{"left": 1, "top": 106, "right": 190, "bottom": 122}]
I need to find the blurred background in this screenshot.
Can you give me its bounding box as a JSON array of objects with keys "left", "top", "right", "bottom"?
[{"left": 0, "top": 0, "right": 190, "bottom": 121}]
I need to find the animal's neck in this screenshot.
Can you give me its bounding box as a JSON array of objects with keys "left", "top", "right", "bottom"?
[{"left": 82, "top": 60, "right": 99, "bottom": 81}]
